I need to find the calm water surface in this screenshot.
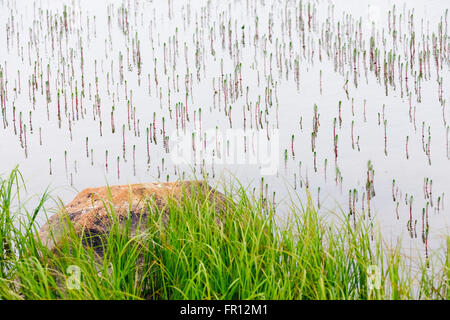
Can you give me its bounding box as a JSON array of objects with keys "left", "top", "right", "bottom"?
[{"left": 0, "top": 0, "right": 449, "bottom": 260}]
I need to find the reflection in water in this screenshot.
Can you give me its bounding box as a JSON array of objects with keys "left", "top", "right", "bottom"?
[{"left": 0, "top": 0, "right": 449, "bottom": 265}]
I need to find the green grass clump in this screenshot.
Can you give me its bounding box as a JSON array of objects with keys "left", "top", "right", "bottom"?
[{"left": 0, "top": 167, "right": 449, "bottom": 299}]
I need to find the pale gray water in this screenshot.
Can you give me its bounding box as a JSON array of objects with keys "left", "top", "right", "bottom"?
[{"left": 0, "top": 0, "right": 449, "bottom": 261}]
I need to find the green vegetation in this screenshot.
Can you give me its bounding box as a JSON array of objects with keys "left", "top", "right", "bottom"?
[{"left": 0, "top": 167, "right": 449, "bottom": 299}]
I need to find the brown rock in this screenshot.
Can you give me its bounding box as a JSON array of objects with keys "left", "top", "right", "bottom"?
[{"left": 38, "top": 181, "right": 226, "bottom": 254}]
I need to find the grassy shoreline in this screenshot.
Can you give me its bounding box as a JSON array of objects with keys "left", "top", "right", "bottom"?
[{"left": 0, "top": 168, "right": 449, "bottom": 300}]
